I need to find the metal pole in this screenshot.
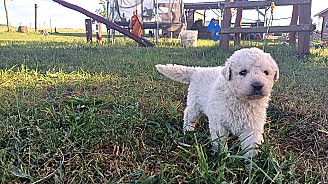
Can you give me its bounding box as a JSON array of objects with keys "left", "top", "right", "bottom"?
[
  {"left": 106, "top": 0, "right": 110, "bottom": 43},
  {"left": 155, "top": 0, "right": 159, "bottom": 44},
  {"left": 141, "top": 0, "right": 144, "bottom": 36},
  {"left": 110, "top": 0, "right": 115, "bottom": 44},
  {"left": 35, "top": 4, "right": 38, "bottom": 32},
  {"left": 50, "top": 19, "right": 52, "bottom": 33}
]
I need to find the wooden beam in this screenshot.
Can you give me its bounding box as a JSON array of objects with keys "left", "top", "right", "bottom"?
[
  {"left": 321, "top": 17, "right": 325, "bottom": 40},
  {"left": 224, "top": 0, "right": 311, "bottom": 9},
  {"left": 289, "top": 5, "right": 299, "bottom": 45},
  {"left": 234, "top": 0, "right": 243, "bottom": 45},
  {"left": 220, "top": 24, "right": 311, "bottom": 34},
  {"left": 184, "top": 2, "right": 221, "bottom": 10},
  {"left": 219, "top": 0, "right": 233, "bottom": 51},
  {"left": 85, "top": 19, "right": 92, "bottom": 43},
  {"left": 96, "top": 22, "right": 102, "bottom": 44},
  {"left": 298, "top": 2, "right": 312, "bottom": 54},
  {"left": 255, "top": 7, "right": 266, "bottom": 17}
]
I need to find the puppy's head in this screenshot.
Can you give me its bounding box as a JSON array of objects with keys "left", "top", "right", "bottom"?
[{"left": 222, "top": 48, "right": 279, "bottom": 99}]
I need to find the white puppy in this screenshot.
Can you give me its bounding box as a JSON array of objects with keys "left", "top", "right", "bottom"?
[{"left": 156, "top": 47, "right": 279, "bottom": 158}]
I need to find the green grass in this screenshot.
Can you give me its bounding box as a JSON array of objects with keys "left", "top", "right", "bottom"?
[{"left": 0, "top": 27, "right": 327, "bottom": 183}]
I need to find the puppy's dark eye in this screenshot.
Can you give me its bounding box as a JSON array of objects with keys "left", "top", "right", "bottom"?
[
  {"left": 239, "top": 70, "right": 247, "bottom": 76},
  {"left": 264, "top": 71, "right": 269, "bottom": 75}
]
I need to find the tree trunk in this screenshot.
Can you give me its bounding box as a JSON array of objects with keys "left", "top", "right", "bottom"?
[{"left": 4, "top": 0, "right": 10, "bottom": 32}]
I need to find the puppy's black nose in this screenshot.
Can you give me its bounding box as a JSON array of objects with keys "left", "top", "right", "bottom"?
[{"left": 252, "top": 82, "right": 263, "bottom": 91}]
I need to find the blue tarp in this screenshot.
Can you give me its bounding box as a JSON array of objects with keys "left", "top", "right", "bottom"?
[{"left": 207, "top": 19, "right": 221, "bottom": 41}]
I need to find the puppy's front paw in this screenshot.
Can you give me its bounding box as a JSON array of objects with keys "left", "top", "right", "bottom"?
[
  {"left": 183, "top": 125, "right": 195, "bottom": 135},
  {"left": 243, "top": 148, "right": 259, "bottom": 158}
]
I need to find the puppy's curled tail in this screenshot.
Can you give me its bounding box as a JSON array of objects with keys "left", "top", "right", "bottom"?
[{"left": 155, "top": 64, "right": 196, "bottom": 83}]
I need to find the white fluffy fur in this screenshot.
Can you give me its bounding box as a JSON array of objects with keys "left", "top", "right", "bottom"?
[{"left": 156, "top": 47, "right": 279, "bottom": 158}]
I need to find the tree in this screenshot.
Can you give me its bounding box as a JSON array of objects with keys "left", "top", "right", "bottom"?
[
  {"left": 3, "top": 0, "right": 10, "bottom": 31},
  {"left": 143, "top": 7, "right": 155, "bottom": 21},
  {"left": 95, "top": 0, "right": 107, "bottom": 18}
]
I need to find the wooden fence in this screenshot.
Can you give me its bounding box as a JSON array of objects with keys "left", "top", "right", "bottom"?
[{"left": 219, "top": 0, "right": 312, "bottom": 54}]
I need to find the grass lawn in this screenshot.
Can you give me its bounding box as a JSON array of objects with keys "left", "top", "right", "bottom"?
[{"left": 0, "top": 27, "right": 327, "bottom": 183}]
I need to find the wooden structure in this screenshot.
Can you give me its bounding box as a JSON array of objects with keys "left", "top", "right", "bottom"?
[
  {"left": 183, "top": 1, "right": 268, "bottom": 40},
  {"left": 184, "top": 2, "right": 222, "bottom": 10},
  {"left": 184, "top": 2, "right": 222, "bottom": 31},
  {"left": 96, "top": 22, "right": 103, "bottom": 44},
  {"left": 220, "top": 0, "right": 312, "bottom": 54},
  {"left": 314, "top": 8, "right": 328, "bottom": 41},
  {"left": 85, "top": 19, "right": 92, "bottom": 43},
  {"left": 105, "top": 0, "right": 183, "bottom": 36},
  {"left": 53, "top": 0, "right": 153, "bottom": 47},
  {"left": 186, "top": 11, "right": 206, "bottom": 30}
]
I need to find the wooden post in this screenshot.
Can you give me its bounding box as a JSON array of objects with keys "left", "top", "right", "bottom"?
[
  {"left": 219, "top": 0, "right": 233, "bottom": 50},
  {"left": 289, "top": 5, "right": 299, "bottom": 45},
  {"left": 85, "top": 19, "right": 92, "bottom": 43},
  {"left": 141, "top": 0, "right": 144, "bottom": 36},
  {"left": 234, "top": 0, "right": 243, "bottom": 45},
  {"left": 4, "top": 0, "right": 10, "bottom": 32},
  {"left": 320, "top": 17, "right": 325, "bottom": 40},
  {"left": 35, "top": 4, "right": 38, "bottom": 32},
  {"left": 298, "top": 1, "right": 311, "bottom": 54},
  {"left": 96, "top": 22, "right": 103, "bottom": 44}
]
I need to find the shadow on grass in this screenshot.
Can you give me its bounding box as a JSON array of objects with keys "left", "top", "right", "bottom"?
[
  {"left": 51, "top": 32, "right": 158, "bottom": 40},
  {"left": 52, "top": 32, "right": 89, "bottom": 38},
  {"left": 267, "top": 104, "right": 327, "bottom": 161}
]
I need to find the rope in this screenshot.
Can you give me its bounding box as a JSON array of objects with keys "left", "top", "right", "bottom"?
[
  {"left": 119, "top": 0, "right": 144, "bottom": 9},
  {"left": 262, "top": 2, "right": 275, "bottom": 51}
]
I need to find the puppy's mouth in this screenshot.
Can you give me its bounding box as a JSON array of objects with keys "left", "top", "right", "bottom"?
[
  {"left": 247, "top": 94, "right": 265, "bottom": 99},
  {"left": 247, "top": 91, "right": 266, "bottom": 99}
]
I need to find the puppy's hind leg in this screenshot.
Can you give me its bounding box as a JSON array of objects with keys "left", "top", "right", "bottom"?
[{"left": 183, "top": 106, "right": 201, "bottom": 134}]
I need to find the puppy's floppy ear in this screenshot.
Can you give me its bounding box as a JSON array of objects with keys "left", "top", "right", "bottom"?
[
  {"left": 273, "top": 66, "right": 279, "bottom": 81},
  {"left": 222, "top": 63, "right": 231, "bottom": 80},
  {"left": 267, "top": 54, "right": 279, "bottom": 81}
]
